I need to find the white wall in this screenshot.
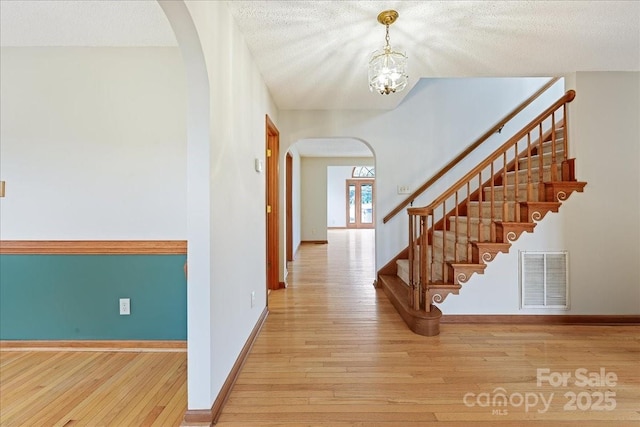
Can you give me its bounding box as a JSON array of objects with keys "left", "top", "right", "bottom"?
[
  {"left": 562, "top": 72, "right": 638, "bottom": 313},
  {"left": 0, "top": 47, "right": 186, "bottom": 239},
  {"left": 286, "top": 146, "right": 302, "bottom": 262},
  {"left": 327, "top": 166, "right": 354, "bottom": 227},
  {"left": 300, "top": 157, "right": 374, "bottom": 241},
  {"left": 180, "top": 0, "right": 279, "bottom": 410}
]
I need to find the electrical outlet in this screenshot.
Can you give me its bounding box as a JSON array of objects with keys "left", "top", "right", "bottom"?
[
  {"left": 251, "top": 291, "right": 255, "bottom": 308},
  {"left": 119, "top": 298, "right": 130, "bottom": 315}
]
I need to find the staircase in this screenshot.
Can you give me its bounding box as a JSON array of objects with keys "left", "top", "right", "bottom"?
[{"left": 378, "top": 90, "right": 586, "bottom": 336}]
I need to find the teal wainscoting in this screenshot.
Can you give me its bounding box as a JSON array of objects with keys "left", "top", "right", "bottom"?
[{"left": 0, "top": 254, "right": 186, "bottom": 340}]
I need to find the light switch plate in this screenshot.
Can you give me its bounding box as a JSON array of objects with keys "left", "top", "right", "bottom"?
[{"left": 397, "top": 185, "right": 411, "bottom": 194}]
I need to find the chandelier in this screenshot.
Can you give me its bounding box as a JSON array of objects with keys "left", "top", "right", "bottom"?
[{"left": 368, "top": 10, "right": 408, "bottom": 95}]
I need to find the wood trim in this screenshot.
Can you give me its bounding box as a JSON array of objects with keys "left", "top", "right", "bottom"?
[
  {"left": 383, "top": 77, "right": 561, "bottom": 224},
  {"left": 327, "top": 227, "right": 348, "bottom": 230},
  {"left": 0, "top": 340, "right": 186, "bottom": 351},
  {"left": 300, "top": 240, "right": 328, "bottom": 245},
  {"left": 286, "top": 152, "right": 294, "bottom": 262},
  {"left": 181, "top": 409, "right": 212, "bottom": 425},
  {"left": 182, "top": 307, "right": 269, "bottom": 426},
  {"left": 265, "top": 114, "right": 280, "bottom": 291},
  {"left": 377, "top": 246, "right": 409, "bottom": 276},
  {"left": 378, "top": 274, "right": 442, "bottom": 336},
  {"left": 0, "top": 240, "right": 187, "bottom": 255},
  {"left": 441, "top": 315, "right": 640, "bottom": 325}
]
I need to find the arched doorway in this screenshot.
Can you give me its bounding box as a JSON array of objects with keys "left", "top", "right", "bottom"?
[{"left": 284, "top": 137, "right": 376, "bottom": 285}]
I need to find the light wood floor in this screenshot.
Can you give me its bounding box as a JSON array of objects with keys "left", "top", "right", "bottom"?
[
  {"left": 1, "top": 229, "right": 638, "bottom": 426},
  {"left": 217, "top": 229, "right": 640, "bottom": 426},
  {"left": 0, "top": 349, "right": 186, "bottom": 426}
]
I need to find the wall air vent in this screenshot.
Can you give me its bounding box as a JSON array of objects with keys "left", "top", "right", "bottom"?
[{"left": 520, "top": 251, "right": 569, "bottom": 309}]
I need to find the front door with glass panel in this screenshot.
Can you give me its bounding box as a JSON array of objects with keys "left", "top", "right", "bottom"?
[{"left": 346, "top": 179, "right": 374, "bottom": 229}]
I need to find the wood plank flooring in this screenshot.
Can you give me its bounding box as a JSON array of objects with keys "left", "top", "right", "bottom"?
[
  {"left": 0, "top": 349, "right": 186, "bottom": 426},
  {"left": 216, "top": 229, "right": 640, "bottom": 426},
  {"left": 1, "top": 229, "right": 638, "bottom": 426}
]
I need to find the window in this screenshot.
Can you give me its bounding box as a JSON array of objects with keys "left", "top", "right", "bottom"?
[{"left": 352, "top": 166, "right": 375, "bottom": 178}]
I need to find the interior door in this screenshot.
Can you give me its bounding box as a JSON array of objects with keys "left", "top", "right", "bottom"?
[
  {"left": 346, "top": 179, "right": 374, "bottom": 229},
  {"left": 266, "top": 115, "right": 282, "bottom": 291}
]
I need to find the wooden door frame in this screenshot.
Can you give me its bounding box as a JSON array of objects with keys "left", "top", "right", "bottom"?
[
  {"left": 286, "top": 152, "right": 294, "bottom": 262},
  {"left": 266, "top": 115, "right": 283, "bottom": 292},
  {"left": 346, "top": 179, "right": 375, "bottom": 229}
]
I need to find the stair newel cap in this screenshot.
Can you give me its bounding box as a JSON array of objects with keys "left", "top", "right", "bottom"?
[{"left": 565, "top": 90, "right": 576, "bottom": 102}]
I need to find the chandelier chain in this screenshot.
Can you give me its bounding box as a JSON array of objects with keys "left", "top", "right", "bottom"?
[{"left": 385, "top": 24, "right": 390, "bottom": 51}]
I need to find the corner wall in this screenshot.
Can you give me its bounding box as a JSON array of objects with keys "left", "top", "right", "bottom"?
[{"left": 180, "top": 0, "right": 279, "bottom": 410}]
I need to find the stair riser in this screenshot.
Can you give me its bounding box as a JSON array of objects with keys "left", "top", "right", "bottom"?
[
  {"left": 446, "top": 220, "right": 492, "bottom": 241},
  {"left": 484, "top": 186, "right": 540, "bottom": 202},
  {"left": 519, "top": 152, "right": 564, "bottom": 169},
  {"left": 535, "top": 138, "right": 565, "bottom": 155},
  {"left": 431, "top": 242, "right": 469, "bottom": 263},
  {"left": 503, "top": 165, "right": 561, "bottom": 186},
  {"left": 397, "top": 259, "right": 446, "bottom": 283},
  {"left": 467, "top": 203, "right": 516, "bottom": 221}
]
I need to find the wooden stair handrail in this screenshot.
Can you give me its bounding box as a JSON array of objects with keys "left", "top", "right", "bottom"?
[
  {"left": 415, "top": 89, "right": 575, "bottom": 215},
  {"left": 383, "top": 76, "right": 561, "bottom": 224}
]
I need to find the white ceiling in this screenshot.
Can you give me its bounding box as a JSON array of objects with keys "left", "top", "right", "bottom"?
[
  {"left": 1, "top": 0, "right": 639, "bottom": 110},
  {"left": 1, "top": 0, "right": 639, "bottom": 155},
  {"left": 0, "top": 0, "right": 177, "bottom": 47},
  {"left": 227, "top": 0, "right": 640, "bottom": 110}
]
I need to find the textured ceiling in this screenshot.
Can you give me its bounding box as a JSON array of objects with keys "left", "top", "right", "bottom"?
[
  {"left": 226, "top": 0, "right": 640, "bottom": 110},
  {"left": 1, "top": 0, "right": 639, "bottom": 112},
  {"left": 0, "top": 0, "right": 176, "bottom": 47}
]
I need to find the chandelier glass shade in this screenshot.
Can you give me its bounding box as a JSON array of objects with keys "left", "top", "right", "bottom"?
[{"left": 368, "top": 10, "right": 408, "bottom": 95}]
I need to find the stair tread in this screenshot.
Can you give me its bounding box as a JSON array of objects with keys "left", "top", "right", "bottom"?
[
  {"left": 471, "top": 241, "right": 510, "bottom": 248},
  {"left": 467, "top": 200, "right": 517, "bottom": 205},
  {"left": 428, "top": 281, "right": 462, "bottom": 290},
  {"left": 494, "top": 221, "right": 536, "bottom": 226},
  {"left": 507, "top": 166, "right": 557, "bottom": 173},
  {"left": 449, "top": 216, "right": 493, "bottom": 224},
  {"left": 432, "top": 230, "right": 471, "bottom": 243},
  {"left": 486, "top": 182, "right": 540, "bottom": 189},
  {"left": 521, "top": 201, "right": 561, "bottom": 206},
  {"left": 449, "top": 262, "right": 487, "bottom": 268}
]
